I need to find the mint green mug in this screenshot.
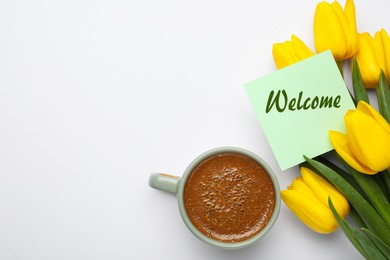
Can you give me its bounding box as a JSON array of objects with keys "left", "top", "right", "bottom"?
[{"left": 149, "top": 147, "right": 281, "bottom": 249}]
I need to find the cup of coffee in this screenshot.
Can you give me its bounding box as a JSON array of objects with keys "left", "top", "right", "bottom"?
[{"left": 149, "top": 147, "right": 280, "bottom": 249}]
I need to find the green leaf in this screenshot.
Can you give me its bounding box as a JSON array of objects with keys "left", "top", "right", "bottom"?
[
  {"left": 329, "top": 198, "right": 386, "bottom": 260},
  {"left": 352, "top": 58, "right": 369, "bottom": 104},
  {"left": 333, "top": 152, "right": 390, "bottom": 229},
  {"left": 304, "top": 156, "right": 390, "bottom": 247},
  {"left": 377, "top": 70, "right": 390, "bottom": 123},
  {"left": 382, "top": 169, "right": 390, "bottom": 197},
  {"left": 362, "top": 228, "right": 390, "bottom": 258},
  {"left": 318, "top": 154, "right": 366, "bottom": 196},
  {"left": 349, "top": 206, "right": 367, "bottom": 229},
  {"left": 373, "top": 171, "right": 390, "bottom": 200}
]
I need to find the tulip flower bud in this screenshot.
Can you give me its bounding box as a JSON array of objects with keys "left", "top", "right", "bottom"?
[
  {"left": 281, "top": 167, "right": 349, "bottom": 234},
  {"left": 329, "top": 101, "right": 390, "bottom": 174},
  {"left": 272, "top": 35, "right": 314, "bottom": 69},
  {"left": 355, "top": 29, "right": 390, "bottom": 87},
  {"left": 314, "top": 0, "right": 358, "bottom": 61}
]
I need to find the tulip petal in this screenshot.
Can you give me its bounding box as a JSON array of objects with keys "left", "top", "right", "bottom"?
[
  {"left": 301, "top": 167, "right": 349, "bottom": 218},
  {"left": 380, "top": 29, "right": 390, "bottom": 83},
  {"left": 342, "top": 0, "right": 358, "bottom": 58},
  {"left": 355, "top": 33, "right": 381, "bottom": 88},
  {"left": 346, "top": 110, "right": 390, "bottom": 172},
  {"left": 272, "top": 35, "right": 314, "bottom": 70},
  {"left": 329, "top": 130, "right": 377, "bottom": 174},
  {"left": 272, "top": 42, "right": 299, "bottom": 69},
  {"left": 331, "top": 1, "right": 343, "bottom": 17},
  {"left": 289, "top": 176, "right": 314, "bottom": 196},
  {"left": 373, "top": 31, "right": 387, "bottom": 76},
  {"left": 281, "top": 190, "right": 338, "bottom": 234},
  {"left": 314, "top": 1, "right": 347, "bottom": 61},
  {"left": 357, "top": 101, "right": 390, "bottom": 136},
  {"left": 291, "top": 35, "right": 314, "bottom": 60}
]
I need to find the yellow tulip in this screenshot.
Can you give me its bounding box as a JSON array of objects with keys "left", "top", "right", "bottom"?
[
  {"left": 314, "top": 0, "right": 358, "bottom": 61},
  {"left": 281, "top": 167, "right": 349, "bottom": 234},
  {"left": 272, "top": 35, "right": 314, "bottom": 69},
  {"left": 329, "top": 101, "right": 390, "bottom": 174},
  {"left": 355, "top": 29, "right": 390, "bottom": 87}
]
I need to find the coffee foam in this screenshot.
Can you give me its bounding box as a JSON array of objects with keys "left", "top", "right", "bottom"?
[{"left": 184, "top": 153, "right": 275, "bottom": 243}]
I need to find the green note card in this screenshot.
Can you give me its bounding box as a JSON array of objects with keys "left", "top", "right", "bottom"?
[{"left": 245, "top": 51, "right": 355, "bottom": 171}]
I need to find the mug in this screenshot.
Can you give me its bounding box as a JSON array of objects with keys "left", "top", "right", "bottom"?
[{"left": 148, "top": 147, "right": 281, "bottom": 249}]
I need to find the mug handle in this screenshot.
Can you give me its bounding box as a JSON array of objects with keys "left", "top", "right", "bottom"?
[{"left": 149, "top": 173, "right": 180, "bottom": 194}]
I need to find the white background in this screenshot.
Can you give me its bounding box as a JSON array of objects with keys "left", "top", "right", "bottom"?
[{"left": 0, "top": 0, "right": 387, "bottom": 259}]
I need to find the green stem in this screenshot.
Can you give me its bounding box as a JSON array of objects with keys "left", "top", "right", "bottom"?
[
  {"left": 351, "top": 172, "right": 390, "bottom": 229},
  {"left": 337, "top": 60, "right": 344, "bottom": 78},
  {"left": 362, "top": 228, "right": 390, "bottom": 259},
  {"left": 329, "top": 198, "right": 387, "bottom": 260}
]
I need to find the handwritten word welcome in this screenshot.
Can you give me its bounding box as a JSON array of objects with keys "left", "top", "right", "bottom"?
[{"left": 266, "top": 89, "right": 341, "bottom": 113}]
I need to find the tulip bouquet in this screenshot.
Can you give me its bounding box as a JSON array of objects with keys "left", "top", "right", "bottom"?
[{"left": 273, "top": 0, "right": 390, "bottom": 258}]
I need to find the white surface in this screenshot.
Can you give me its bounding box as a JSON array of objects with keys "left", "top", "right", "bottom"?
[{"left": 0, "top": 0, "right": 386, "bottom": 259}]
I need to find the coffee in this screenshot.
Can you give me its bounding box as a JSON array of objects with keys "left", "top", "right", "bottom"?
[{"left": 184, "top": 152, "right": 275, "bottom": 243}]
